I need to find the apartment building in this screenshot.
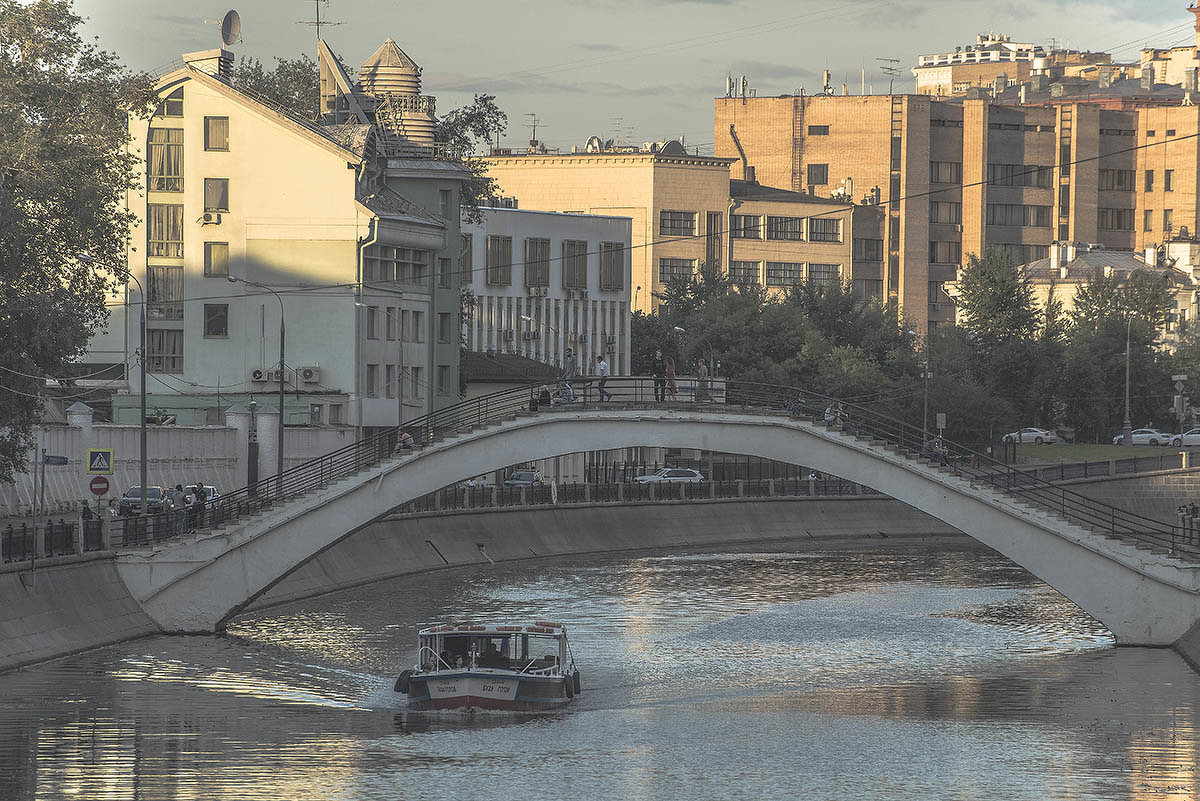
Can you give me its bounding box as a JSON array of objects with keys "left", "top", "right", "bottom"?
[
  {"left": 715, "top": 91, "right": 1200, "bottom": 333},
  {"left": 86, "top": 38, "right": 468, "bottom": 432},
  {"left": 483, "top": 142, "right": 862, "bottom": 312},
  {"left": 461, "top": 207, "right": 633, "bottom": 374}
]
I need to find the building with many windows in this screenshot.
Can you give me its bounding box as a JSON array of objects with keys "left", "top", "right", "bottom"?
[
  {"left": 461, "top": 207, "right": 632, "bottom": 375},
  {"left": 85, "top": 38, "right": 468, "bottom": 433},
  {"left": 482, "top": 142, "right": 863, "bottom": 313}
]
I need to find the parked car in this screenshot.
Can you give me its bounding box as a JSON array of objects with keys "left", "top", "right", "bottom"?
[
  {"left": 1112, "top": 428, "right": 1170, "bottom": 446},
  {"left": 1172, "top": 428, "right": 1200, "bottom": 447},
  {"left": 634, "top": 468, "right": 705, "bottom": 483},
  {"left": 118, "top": 485, "right": 166, "bottom": 516},
  {"left": 187, "top": 484, "right": 220, "bottom": 503},
  {"left": 503, "top": 469, "right": 542, "bottom": 487},
  {"left": 1002, "top": 427, "right": 1058, "bottom": 444}
]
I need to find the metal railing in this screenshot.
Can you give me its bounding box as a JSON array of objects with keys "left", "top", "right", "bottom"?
[{"left": 103, "top": 377, "right": 1200, "bottom": 561}]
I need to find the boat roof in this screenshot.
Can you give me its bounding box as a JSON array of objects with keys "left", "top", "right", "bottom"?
[{"left": 419, "top": 622, "right": 567, "bottom": 636}]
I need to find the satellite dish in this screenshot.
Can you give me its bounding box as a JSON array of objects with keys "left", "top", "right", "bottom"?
[{"left": 220, "top": 10, "right": 241, "bottom": 46}]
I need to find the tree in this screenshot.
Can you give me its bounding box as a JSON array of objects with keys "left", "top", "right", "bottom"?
[
  {"left": 434, "top": 94, "right": 507, "bottom": 224},
  {"left": 231, "top": 55, "right": 320, "bottom": 119},
  {"left": 0, "top": 0, "right": 152, "bottom": 480}
]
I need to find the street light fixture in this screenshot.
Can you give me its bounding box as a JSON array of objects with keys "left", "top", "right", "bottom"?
[
  {"left": 673, "top": 326, "right": 718, "bottom": 378},
  {"left": 520, "top": 314, "right": 561, "bottom": 365},
  {"left": 228, "top": 274, "right": 285, "bottom": 488}
]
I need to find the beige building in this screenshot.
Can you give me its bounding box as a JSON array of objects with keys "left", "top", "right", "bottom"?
[
  {"left": 483, "top": 142, "right": 864, "bottom": 313},
  {"left": 1142, "top": 6, "right": 1200, "bottom": 91}
]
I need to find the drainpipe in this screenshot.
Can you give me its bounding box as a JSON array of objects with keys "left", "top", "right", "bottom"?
[{"left": 356, "top": 214, "right": 380, "bottom": 436}]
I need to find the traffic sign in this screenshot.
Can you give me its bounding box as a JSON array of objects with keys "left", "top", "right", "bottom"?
[
  {"left": 42, "top": 455, "right": 68, "bottom": 466},
  {"left": 86, "top": 448, "right": 114, "bottom": 475},
  {"left": 89, "top": 476, "right": 109, "bottom": 496},
  {"left": 1173, "top": 374, "right": 1189, "bottom": 382}
]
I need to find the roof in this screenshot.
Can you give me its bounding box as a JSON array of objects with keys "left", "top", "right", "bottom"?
[
  {"left": 419, "top": 622, "right": 566, "bottom": 636},
  {"left": 461, "top": 350, "right": 560, "bottom": 383},
  {"left": 323, "top": 123, "right": 374, "bottom": 157},
  {"left": 729, "top": 179, "right": 851, "bottom": 207},
  {"left": 356, "top": 185, "right": 443, "bottom": 226},
  {"left": 1022, "top": 250, "right": 1192, "bottom": 286},
  {"left": 361, "top": 38, "right": 419, "bottom": 71}
]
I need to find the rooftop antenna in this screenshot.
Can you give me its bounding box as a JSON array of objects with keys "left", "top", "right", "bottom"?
[
  {"left": 525, "top": 113, "right": 542, "bottom": 150},
  {"left": 298, "top": 0, "right": 343, "bottom": 45},
  {"left": 876, "top": 57, "right": 901, "bottom": 94},
  {"left": 203, "top": 9, "right": 241, "bottom": 47}
]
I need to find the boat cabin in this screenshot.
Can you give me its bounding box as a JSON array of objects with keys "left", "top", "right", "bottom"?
[{"left": 418, "top": 622, "right": 569, "bottom": 674}]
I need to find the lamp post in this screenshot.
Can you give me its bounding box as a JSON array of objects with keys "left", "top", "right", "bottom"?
[
  {"left": 908, "top": 329, "right": 930, "bottom": 441},
  {"left": 1123, "top": 315, "right": 1133, "bottom": 447},
  {"left": 520, "top": 314, "right": 561, "bottom": 366},
  {"left": 357, "top": 301, "right": 406, "bottom": 427},
  {"left": 228, "top": 275, "right": 285, "bottom": 486},
  {"left": 673, "top": 326, "right": 718, "bottom": 378}
]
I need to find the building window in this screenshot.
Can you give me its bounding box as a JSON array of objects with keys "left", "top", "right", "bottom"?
[
  {"left": 524, "top": 237, "right": 550, "bottom": 287},
  {"left": 411, "top": 310, "right": 425, "bottom": 342},
  {"left": 929, "top": 201, "right": 962, "bottom": 225},
  {"left": 809, "top": 218, "right": 841, "bottom": 243},
  {"left": 439, "top": 189, "right": 451, "bottom": 218},
  {"left": 204, "top": 117, "right": 229, "bottom": 151},
  {"left": 1165, "top": 209, "right": 1174, "bottom": 233},
  {"left": 987, "top": 163, "right": 1052, "bottom": 188},
  {"left": 460, "top": 234, "right": 473, "bottom": 285},
  {"left": 203, "top": 242, "right": 229, "bottom": 276},
  {"left": 890, "top": 137, "right": 902, "bottom": 170},
  {"left": 600, "top": 242, "right": 623, "bottom": 290},
  {"left": 766, "top": 216, "right": 804, "bottom": 241},
  {"left": 1099, "top": 169, "right": 1135, "bottom": 191},
  {"left": 386, "top": 365, "right": 396, "bottom": 399},
  {"left": 729, "top": 261, "right": 759, "bottom": 285},
  {"left": 366, "top": 364, "right": 379, "bottom": 398},
  {"left": 807, "top": 163, "right": 829, "bottom": 186},
  {"left": 929, "top": 240, "right": 962, "bottom": 265},
  {"left": 1144, "top": 209, "right": 1154, "bottom": 232},
  {"left": 765, "top": 262, "right": 803, "bottom": 286},
  {"left": 147, "top": 128, "right": 183, "bottom": 191},
  {"left": 484, "top": 235, "right": 513, "bottom": 286},
  {"left": 438, "top": 257, "right": 451, "bottom": 288},
  {"left": 731, "top": 214, "right": 761, "bottom": 238},
  {"left": 986, "top": 203, "right": 1051, "bottom": 227},
  {"left": 364, "top": 245, "right": 429, "bottom": 283},
  {"left": 204, "top": 178, "right": 229, "bottom": 212},
  {"left": 807, "top": 124, "right": 830, "bottom": 135},
  {"left": 994, "top": 244, "right": 1050, "bottom": 264},
  {"left": 147, "top": 203, "right": 184, "bottom": 257},
  {"left": 659, "top": 210, "right": 696, "bottom": 236},
  {"left": 807, "top": 263, "right": 840, "bottom": 286},
  {"left": 328, "top": 403, "right": 343, "bottom": 424},
  {"left": 706, "top": 210, "right": 723, "bottom": 269},
  {"left": 203, "top": 303, "right": 228, "bottom": 337},
  {"left": 1097, "top": 208, "right": 1135, "bottom": 231},
  {"left": 160, "top": 87, "right": 183, "bottom": 117},
  {"left": 386, "top": 307, "right": 396, "bottom": 340},
  {"left": 365, "top": 306, "right": 380, "bottom": 339},
  {"left": 437, "top": 312, "right": 452, "bottom": 343},
  {"left": 1165, "top": 170, "right": 1174, "bottom": 192},
  {"left": 929, "top": 161, "right": 962, "bottom": 184},
  {"left": 853, "top": 238, "right": 884, "bottom": 262},
  {"left": 853, "top": 279, "right": 883, "bottom": 299},
  {"left": 659, "top": 258, "right": 695, "bottom": 282},
  {"left": 1145, "top": 170, "right": 1154, "bottom": 192},
  {"left": 411, "top": 366, "right": 424, "bottom": 398},
  {"left": 147, "top": 265, "right": 183, "bottom": 320},
  {"left": 146, "top": 329, "right": 183, "bottom": 373},
  {"left": 563, "top": 239, "right": 588, "bottom": 289},
  {"left": 437, "top": 365, "right": 451, "bottom": 394}
]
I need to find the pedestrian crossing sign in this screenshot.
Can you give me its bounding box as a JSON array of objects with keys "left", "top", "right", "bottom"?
[{"left": 86, "top": 448, "right": 114, "bottom": 475}]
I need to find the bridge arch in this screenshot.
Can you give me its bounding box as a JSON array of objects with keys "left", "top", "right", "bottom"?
[{"left": 115, "top": 407, "right": 1200, "bottom": 646}]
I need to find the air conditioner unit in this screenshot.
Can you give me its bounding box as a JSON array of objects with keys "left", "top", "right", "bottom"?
[
  {"left": 578, "top": 333, "right": 588, "bottom": 343},
  {"left": 269, "top": 369, "right": 291, "bottom": 383},
  {"left": 607, "top": 345, "right": 616, "bottom": 354},
  {"left": 606, "top": 335, "right": 617, "bottom": 345},
  {"left": 250, "top": 368, "right": 268, "bottom": 382},
  {"left": 502, "top": 330, "right": 514, "bottom": 341},
  {"left": 201, "top": 212, "right": 222, "bottom": 225},
  {"left": 521, "top": 331, "right": 534, "bottom": 340},
  {"left": 579, "top": 290, "right": 588, "bottom": 299},
  {"left": 299, "top": 366, "right": 321, "bottom": 383}
]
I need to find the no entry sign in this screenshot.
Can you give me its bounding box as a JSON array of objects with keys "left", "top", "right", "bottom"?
[{"left": 89, "top": 476, "right": 110, "bottom": 496}]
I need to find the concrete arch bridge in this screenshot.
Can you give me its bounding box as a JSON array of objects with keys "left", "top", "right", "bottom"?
[{"left": 112, "top": 379, "right": 1200, "bottom": 648}]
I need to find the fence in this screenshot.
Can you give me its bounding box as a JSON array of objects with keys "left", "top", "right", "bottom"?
[{"left": 1, "top": 518, "right": 108, "bottom": 564}]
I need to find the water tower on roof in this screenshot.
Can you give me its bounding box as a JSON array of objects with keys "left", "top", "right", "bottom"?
[{"left": 358, "top": 38, "right": 436, "bottom": 147}]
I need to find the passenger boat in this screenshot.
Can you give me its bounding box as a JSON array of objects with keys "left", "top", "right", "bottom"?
[{"left": 395, "top": 621, "right": 581, "bottom": 711}]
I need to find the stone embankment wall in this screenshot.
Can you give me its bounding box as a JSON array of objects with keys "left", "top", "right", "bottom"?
[{"left": 1062, "top": 469, "right": 1200, "bottom": 521}]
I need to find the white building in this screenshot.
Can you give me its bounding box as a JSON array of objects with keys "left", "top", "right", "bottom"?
[{"left": 461, "top": 207, "right": 633, "bottom": 376}]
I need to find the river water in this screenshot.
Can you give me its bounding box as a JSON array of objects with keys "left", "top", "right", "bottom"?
[{"left": 1, "top": 537, "right": 1199, "bottom": 800}]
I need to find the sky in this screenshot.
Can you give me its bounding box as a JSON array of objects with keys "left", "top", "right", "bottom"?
[{"left": 76, "top": 0, "right": 1193, "bottom": 154}]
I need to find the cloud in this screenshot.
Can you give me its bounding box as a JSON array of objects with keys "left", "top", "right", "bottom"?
[
  {"left": 726, "top": 59, "right": 815, "bottom": 81},
  {"left": 577, "top": 43, "right": 623, "bottom": 52}
]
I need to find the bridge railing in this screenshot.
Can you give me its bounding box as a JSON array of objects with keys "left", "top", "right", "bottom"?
[{"left": 104, "top": 377, "right": 1198, "bottom": 560}]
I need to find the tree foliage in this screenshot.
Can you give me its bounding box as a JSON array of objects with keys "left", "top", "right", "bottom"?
[
  {"left": 434, "top": 94, "right": 507, "bottom": 224},
  {"left": 0, "top": 0, "right": 153, "bottom": 480},
  {"left": 231, "top": 55, "right": 320, "bottom": 119}
]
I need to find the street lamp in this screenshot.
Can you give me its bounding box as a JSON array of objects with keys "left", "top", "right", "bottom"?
[
  {"left": 520, "top": 314, "right": 561, "bottom": 365},
  {"left": 673, "top": 326, "right": 718, "bottom": 377},
  {"left": 228, "top": 274, "right": 285, "bottom": 487},
  {"left": 357, "top": 301, "right": 405, "bottom": 427},
  {"left": 1123, "top": 315, "right": 1133, "bottom": 447},
  {"left": 908, "top": 329, "right": 930, "bottom": 440}
]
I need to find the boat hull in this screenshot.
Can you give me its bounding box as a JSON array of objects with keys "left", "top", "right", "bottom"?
[{"left": 405, "top": 672, "right": 572, "bottom": 712}]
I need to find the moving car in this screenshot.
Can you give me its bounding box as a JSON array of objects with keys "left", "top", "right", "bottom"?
[
  {"left": 1172, "top": 428, "right": 1200, "bottom": 447},
  {"left": 1112, "top": 428, "right": 1170, "bottom": 446},
  {"left": 1002, "top": 427, "right": 1058, "bottom": 444},
  {"left": 502, "top": 469, "right": 542, "bottom": 487},
  {"left": 118, "top": 485, "right": 166, "bottom": 516},
  {"left": 634, "top": 468, "right": 705, "bottom": 483}
]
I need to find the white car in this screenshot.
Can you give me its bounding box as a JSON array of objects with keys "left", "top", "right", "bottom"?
[
  {"left": 1172, "top": 428, "right": 1200, "bottom": 447},
  {"left": 1113, "top": 428, "right": 1170, "bottom": 446},
  {"left": 1002, "top": 427, "right": 1058, "bottom": 444},
  {"left": 634, "top": 468, "right": 705, "bottom": 483}
]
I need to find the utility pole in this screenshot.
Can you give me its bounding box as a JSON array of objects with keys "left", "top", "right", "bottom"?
[
  {"left": 1123, "top": 316, "right": 1133, "bottom": 447},
  {"left": 1174, "top": 374, "right": 1189, "bottom": 445}
]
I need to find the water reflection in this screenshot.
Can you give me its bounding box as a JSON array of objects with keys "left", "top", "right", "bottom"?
[{"left": 0, "top": 540, "right": 1197, "bottom": 800}]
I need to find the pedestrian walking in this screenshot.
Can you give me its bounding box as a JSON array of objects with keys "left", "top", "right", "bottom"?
[
  {"left": 595, "top": 355, "right": 612, "bottom": 401},
  {"left": 652, "top": 349, "right": 667, "bottom": 402},
  {"left": 563, "top": 347, "right": 578, "bottom": 401},
  {"left": 665, "top": 356, "right": 678, "bottom": 399},
  {"left": 697, "top": 358, "right": 710, "bottom": 402}
]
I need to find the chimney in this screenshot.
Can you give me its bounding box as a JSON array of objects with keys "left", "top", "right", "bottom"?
[
  {"left": 1031, "top": 74, "right": 1047, "bottom": 92},
  {"left": 1019, "top": 84, "right": 1027, "bottom": 104},
  {"left": 1097, "top": 70, "right": 1113, "bottom": 89},
  {"left": 1050, "top": 241, "right": 1061, "bottom": 271},
  {"left": 1146, "top": 245, "right": 1158, "bottom": 266},
  {"left": 1064, "top": 241, "right": 1077, "bottom": 263},
  {"left": 182, "top": 48, "right": 233, "bottom": 79},
  {"left": 744, "top": 165, "right": 756, "bottom": 183},
  {"left": 1141, "top": 64, "right": 1154, "bottom": 90}
]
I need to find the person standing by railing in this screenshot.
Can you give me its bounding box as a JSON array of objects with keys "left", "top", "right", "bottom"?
[
  {"left": 563, "top": 348, "right": 578, "bottom": 402},
  {"left": 652, "top": 350, "right": 667, "bottom": 402},
  {"left": 595, "top": 355, "right": 612, "bottom": 402}
]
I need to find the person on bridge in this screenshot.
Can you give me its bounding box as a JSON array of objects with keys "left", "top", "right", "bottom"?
[
  {"left": 538, "top": 385, "right": 552, "bottom": 408},
  {"left": 652, "top": 350, "right": 667, "bottom": 402},
  {"left": 665, "top": 356, "right": 678, "bottom": 399},
  {"left": 396, "top": 430, "right": 415, "bottom": 450},
  {"left": 697, "top": 358, "right": 710, "bottom": 402},
  {"left": 563, "top": 348, "right": 578, "bottom": 402},
  {"left": 596, "top": 355, "right": 612, "bottom": 401}
]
